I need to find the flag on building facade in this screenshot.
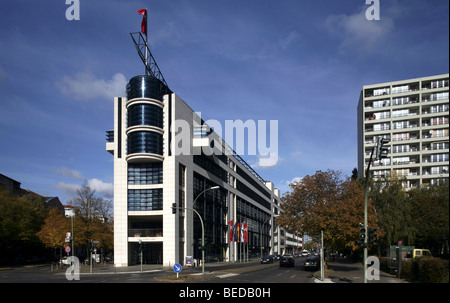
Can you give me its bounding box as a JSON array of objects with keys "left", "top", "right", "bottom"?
[
  {"left": 244, "top": 223, "right": 248, "bottom": 243},
  {"left": 228, "top": 220, "right": 233, "bottom": 242}
]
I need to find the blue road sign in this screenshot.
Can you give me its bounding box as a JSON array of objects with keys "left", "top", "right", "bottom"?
[{"left": 173, "top": 264, "right": 182, "bottom": 273}]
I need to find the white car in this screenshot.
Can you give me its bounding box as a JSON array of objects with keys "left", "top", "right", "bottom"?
[{"left": 301, "top": 250, "right": 310, "bottom": 257}]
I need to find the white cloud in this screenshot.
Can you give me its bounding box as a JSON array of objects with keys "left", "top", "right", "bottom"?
[
  {"left": 325, "top": 7, "right": 394, "bottom": 51},
  {"left": 53, "top": 167, "right": 113, "bottom": 198},
  {"left": 54, "top": 167, "right": 84, "bottom": 180},
  {"left": 54, "top": 181, "right": 82, "bottom": 195},
  {"left": 57, "top": 70, "right": 126, "bottom": 101},
  {"left": 87, "top": 178, "right": 113, "bottom": 198},
  {"left": 279, "top": 31, "right": 301, "bottom": 50},
  {"left": 276, "top": 176, "right": 303, "bottom": 195}
]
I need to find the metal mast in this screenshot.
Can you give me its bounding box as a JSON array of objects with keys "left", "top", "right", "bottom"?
[{"left": 130, "top": 32, "right": 169, "bottom": 88}]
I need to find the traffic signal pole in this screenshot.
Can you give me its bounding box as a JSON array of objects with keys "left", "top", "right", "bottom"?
[
  {"left": 172, "top": 204, "right": 205, "bottom": 275},
  {"left": 363, "top": 136, "right": 389, "bottom": 283},
  {"left": 363, "top": 144, "right": 375, "bottom": 283}
]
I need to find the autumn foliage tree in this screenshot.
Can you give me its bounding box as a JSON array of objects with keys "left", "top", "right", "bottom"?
[
  {"left": 276, "top": 169, "right": 379, "bottom": 252},
  {"left": 36, "top": 208, "right": 70, "bottom": 259}
]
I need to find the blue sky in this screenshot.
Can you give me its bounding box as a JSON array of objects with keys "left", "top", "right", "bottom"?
[{"left": 0, "top": 0, "right": 448, "bottom": 203}]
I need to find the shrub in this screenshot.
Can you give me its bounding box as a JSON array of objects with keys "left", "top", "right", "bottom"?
[{"left": 409, "top": 257, "right": 448, "bottom": 283}]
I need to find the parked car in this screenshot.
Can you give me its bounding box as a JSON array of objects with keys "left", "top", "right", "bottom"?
[
  {"left": 303, "top": 256, "right": 320, "bottom": 271},
  {"left": 273, "top": 254, "right": 281, "bottom": 260},
  {"left": 260, "top": 255, "right": 274, "bottom": 264},
  {"left": 279, "top": 254, "right": 295, "bottom": 267}
]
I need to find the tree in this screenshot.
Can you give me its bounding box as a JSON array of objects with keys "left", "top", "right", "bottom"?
[
  {"left": 370, "top": 175, "right": 415, "bottom": 251},
  {"left": 277, "top": 170, "right": 378, "bottom": 252},
  {"left": 36, "top": 208, "right": 70, "bottom": 259},
  {"left": 67, "top": 182, "right": 113, "bottom": 254},
  {"left": 70, "top": 181, "right": 112, "bottom": 221},
  {"left": 0, "top": 187, "right": 49, "bottom": 264},
  {"left": 408, "top": 181, "right": 449, "bottom": 255}
]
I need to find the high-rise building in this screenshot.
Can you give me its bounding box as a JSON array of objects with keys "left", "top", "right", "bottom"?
[
  {"left": 357, "top": 73, "right": 449, "bottom": 189},
  {"left": 106, "top": 75, "right": 298, "bottom": 267}
]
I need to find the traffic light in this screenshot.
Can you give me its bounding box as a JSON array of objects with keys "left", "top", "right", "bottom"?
[
  {"left": 357, "top": 228, "right": 366, "bottom": 245},
  {"left": 375, "top": 137, "right": 390, "bottom": 160},
  {"left": 368, "top": 228, "right": 377, "bottom": 245},
  {"left": 172, "top": 203, "right": 177, "bottom": 214}
]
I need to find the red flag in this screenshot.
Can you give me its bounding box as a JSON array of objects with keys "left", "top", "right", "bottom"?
[
  {"left": 138, "top": 9, "right": 147, "bottom": 36},
  {"left": 228, "top": 220, "right": 233, "bottom": 242},
  {"left": 244, "top": 223, "right": 248, "bottom": 243}
]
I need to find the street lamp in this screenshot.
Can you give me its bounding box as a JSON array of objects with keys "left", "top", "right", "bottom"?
[
  {"left": 191, "top": 185, "right": 219, "bottom": 275},
  {"left": 260, "top": 215, "right": 278, "bottom": 259}
]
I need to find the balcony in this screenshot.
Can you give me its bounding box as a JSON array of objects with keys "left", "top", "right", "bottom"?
[
  {"left": 128, "top": 228, "right": 163, "bottom": 238},
  {"left": 106, "top": 130, "right": 114, "bottom": 155}
]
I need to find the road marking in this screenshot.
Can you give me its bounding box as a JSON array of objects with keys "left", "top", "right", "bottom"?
[
  {"left": 217, "top": 273, "right": 239, "bottom": 279},
  {"left": 290, "top": 275, "right": 296, "bottom": 279}
]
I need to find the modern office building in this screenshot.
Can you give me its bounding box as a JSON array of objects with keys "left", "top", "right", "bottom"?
[
  {"left": 106, "top": 75, "right": 297, "bottom": 267},
  {"left": 357, "top": 73, "right": 449, "bottom": 189}
]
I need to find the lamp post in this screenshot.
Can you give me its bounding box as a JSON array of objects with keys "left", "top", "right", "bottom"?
[
  {"left": 174, "top": 185, "right": 219, "bottom": 275},
  {"left": 194, "top": 186, "right": 219, "bottom": 274},
  {"left": 260, "top": 215, "right": 278, "bottom": 259}
]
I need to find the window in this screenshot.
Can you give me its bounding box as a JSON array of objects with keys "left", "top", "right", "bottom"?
[
  {"left": 128, "top": 189, "right": 163, "bottom": 211},
  {"left": 127, "top": 104, "right": 163, "bottom": 128},
  {"left": 127, "top": 131, "right": 163, "bottom": 155},
  {"left": 179, "top": 164, "right": 186, "bottom": 209},
  {"left": 179, "top": 164, "right": 186, "bottom": 187},
  {"left": 431, "top": 154, "right": 449, "bottom": 163},
  {"left": 373, "top": 87, "right": 390, "bottom": 96},
  {"left": 392, "top": 133, "right": 410, "bottom": 141},
  {"left": 128, "top": 163, "right": 162, "bottom": 184},
  {"left": 431, "top": 117, "right": 449, "bottom": 126}
]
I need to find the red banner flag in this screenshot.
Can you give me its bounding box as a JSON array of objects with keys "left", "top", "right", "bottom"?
[
  {"left": 244, "top": 223, "right": 248, "bottom": 243},
  {"left": 228, "top": 220, "right": 233, "bottom": 242},
  {"left": 138, "top": 9, "right": 147, "bottom": 36}
]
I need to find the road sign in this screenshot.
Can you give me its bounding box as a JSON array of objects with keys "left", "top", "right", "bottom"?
[
  {"left": 173, "top": 264, "right": 182, "bottom": 273},
  {"left": 173, "top": 263, "right": 182, "bottom": 279},
  {"left": 65, "top": 246, "right": 71, "bottom": 253}
]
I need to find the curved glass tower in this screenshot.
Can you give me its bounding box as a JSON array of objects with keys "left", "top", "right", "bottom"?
[{"left": 125, "top": 75, "right": 169, "bottom": 163}]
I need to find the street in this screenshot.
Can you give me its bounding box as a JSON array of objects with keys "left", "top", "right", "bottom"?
[{"left": 0, "top": 256, "right": 405, "bottom": 284}]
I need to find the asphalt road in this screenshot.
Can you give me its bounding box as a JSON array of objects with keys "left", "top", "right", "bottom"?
[{"left": 0, "top": 257, "right": 316, "bottom": 283}]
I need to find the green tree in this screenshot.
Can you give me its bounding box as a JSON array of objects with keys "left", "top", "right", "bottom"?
[
  {"left": 370, "top": 175, "right": 415, "bottom": 251},
  {"left": 0, "top": 187, "right": 48, "bottom": 264},
  {"left": 408, "top": 181, "right": 449, "bottom": 255}
]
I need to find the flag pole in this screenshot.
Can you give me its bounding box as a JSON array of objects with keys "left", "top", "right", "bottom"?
[{"left": 144, "top": 8, "right": 148, "bottom": 75}]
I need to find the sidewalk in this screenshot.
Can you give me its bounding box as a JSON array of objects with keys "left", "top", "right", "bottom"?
[{"left": 314, "top": 260, "right": 408, "bottom": 283}]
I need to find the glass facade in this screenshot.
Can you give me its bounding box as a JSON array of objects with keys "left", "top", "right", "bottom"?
[
  {"left": 193, "top": 173, "right": 227, "bottom": 262},
  {"left": 126, "top": 75, "right": 170, "bottom": 101},
  {"left": 128, "top": 163, "right": 163, "bottom": 184},
  {"left": 127, "top": 131, "right": 163, "bottom": 155},
  {"left": 127, "top": 104, "right": 163, "bottom": 128},
  {"left": 128, "top": 188, "right": 163, "bottom": 211}
]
